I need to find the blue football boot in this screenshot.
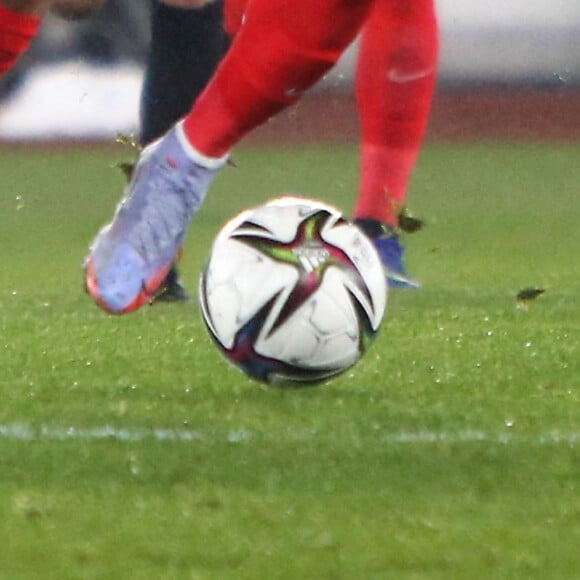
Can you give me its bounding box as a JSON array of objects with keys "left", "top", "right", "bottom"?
[
  {"left": 354, "top": 218, "right": 420, "bottom": 289},
  {"left": 85, "top": 121, "right": 227, "bottom": 314}
]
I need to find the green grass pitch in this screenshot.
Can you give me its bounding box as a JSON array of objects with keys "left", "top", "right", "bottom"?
[{"left": 0, "top": 140, "right": 579, "bottom": 579}]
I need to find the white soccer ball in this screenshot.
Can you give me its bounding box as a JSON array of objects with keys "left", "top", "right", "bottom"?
[{"left": 199, "top": 196, "right": 387, "bottom": 385}]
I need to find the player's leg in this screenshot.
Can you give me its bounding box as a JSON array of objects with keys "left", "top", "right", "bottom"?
[
  {"left": 140, "top": 0, "right": 226, "bottom": 303},
  {"left": 222, "top": 0, "right": 245, "bottom": 37},
  {"left": 0, "top": 1, "right": 43, "bottom": 76},
  {"left": 0, "top": 0, "right": 105, "bottom": 77},
  {"left": 140, "top": 0, "right": 225, "bottom": 145},
  {"left": 85, "top": 0, "right": 376, "bottom": 314},
  {"left": 182, "top": 0, "right": 374, "bottom": 157},
  {"left": 353, "top": 0, "right": 438, "bottom": 288}
]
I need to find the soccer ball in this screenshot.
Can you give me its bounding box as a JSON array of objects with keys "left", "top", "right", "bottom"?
[{"left": 199, "top": 196, "right": 387, "bottom": 385}]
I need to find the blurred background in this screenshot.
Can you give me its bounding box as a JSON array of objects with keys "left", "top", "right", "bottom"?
[{"left": 0, "top": 0, "right": 579, "bottom": 142}]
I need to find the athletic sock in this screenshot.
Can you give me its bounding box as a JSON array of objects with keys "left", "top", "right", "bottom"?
[
  {"left": 223, "top": 0, "right": 246, "bottom": 37},
  {"left": 353, "top": 0, "right": 438, "bottom": 227},
  {"left": 139, "top": 0, "right": 226, "bottom": 145},
  {"left": 0, "top": 4, "right": 40, "bottom": 76},
  {"left": 182, "top": 0, "right": 374, "bottom": 158}
]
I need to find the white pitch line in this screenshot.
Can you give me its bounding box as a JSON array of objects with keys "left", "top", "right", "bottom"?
[
  {"left": 0, "top": 423, "right": 579, "bottom": 446},
  {"left": 0, "top": 423, "right": 204, "bottom": 443}
]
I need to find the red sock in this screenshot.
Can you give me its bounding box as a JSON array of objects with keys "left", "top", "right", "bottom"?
[
  {"left": 0, "top": 4, "right": 41, "bottom": 76},
  {"left": 223, "top": 0, "right": 246, "bottom": 37},
  {"left": 353, "top": 0, "right": 438, "bottom": 227},
  {"left": 183, "top": 0, "right": 374, "bottom": 158}
]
